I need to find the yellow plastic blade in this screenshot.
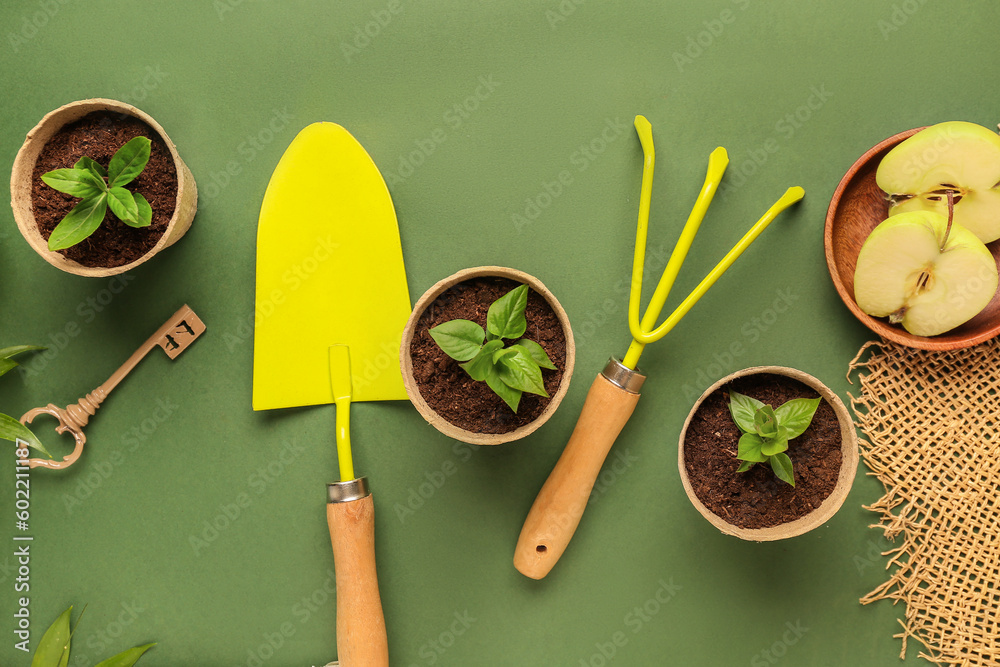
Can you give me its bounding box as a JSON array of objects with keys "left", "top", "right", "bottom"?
[{"left": 252, "top": 123, "right": 412, "bottom": 410}]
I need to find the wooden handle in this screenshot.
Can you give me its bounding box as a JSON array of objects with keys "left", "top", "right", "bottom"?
[
  {"left": 514, "top": 372, "right": 641, "bottom": 579},
  {"left": 327, "top": 494, "right": 388, "bottom": 667}
]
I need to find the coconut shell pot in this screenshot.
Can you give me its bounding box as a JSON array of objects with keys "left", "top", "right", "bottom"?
[
  {"left": 400, "top": 266, "right": 575, "bottom": 445},
  {"left": 10, "top": 98, "right": 198, "bottom": 277},
  {"left": 678, "top": 366, "right": 858, "bottom": 541}
]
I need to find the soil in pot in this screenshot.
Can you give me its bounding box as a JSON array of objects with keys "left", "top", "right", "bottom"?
[
  {"left": 409, "top": 276, "right": 567, "bottom": 434},
  {"left": 683, "top": 373, "right": 842, "bottom": 529},
  {"left": 30, "top": 110, "right": 178, "bottom": 268}
]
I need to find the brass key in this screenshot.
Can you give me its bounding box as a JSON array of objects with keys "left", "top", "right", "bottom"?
[{"left": 19, "top": 304, "right": 206, "bottom": 470}]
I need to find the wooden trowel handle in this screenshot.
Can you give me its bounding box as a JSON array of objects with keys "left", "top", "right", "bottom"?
[
  {"left": 514, "top": 360, "right": 644, "bottom": 580},
  {"left": 327, "top": 479, "right": 388, "bottom": 667}
]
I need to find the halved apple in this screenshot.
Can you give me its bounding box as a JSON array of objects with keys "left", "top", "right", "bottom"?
[
  {"left": 877, "top": 121, "right": 1000, "bottom": 243},
  {"left": 854, "top": 210, "right": 998, "bottom": 336}
]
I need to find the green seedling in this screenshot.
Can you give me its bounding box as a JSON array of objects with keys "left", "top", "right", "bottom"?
[
  {"left": 728, "top": 390, "right": 821, "bottom": 487},
  {"left": 0, "top": 345, "right": 50, "bottom": 457},
  {"left": 429, "top": 284, "right": 556, "bottom": 413},
  {"left": 29, "top": 605, "right": 154, "bottom": 667},
  {"left": 41, "top": 136, "right": 153, "bottom": 251}
]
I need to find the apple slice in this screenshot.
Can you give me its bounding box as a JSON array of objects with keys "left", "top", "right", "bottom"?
[
  {"left": 854, "top": 210, "right": 998, "bottom": 336},
  {"left": 877, "top": 121, "right": 1000, "bottom": 243}
]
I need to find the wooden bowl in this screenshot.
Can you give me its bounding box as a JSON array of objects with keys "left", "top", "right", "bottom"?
[{"left": 824, "top": 127, "right": 1000, "bottom": 351}]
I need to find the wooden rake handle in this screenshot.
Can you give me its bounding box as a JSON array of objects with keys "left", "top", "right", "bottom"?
[
  {"left": 327, "top": 478, "right": 388, "bottom": 667},
  {"left": 514, "top": 359, "right": 644, "bottom": 579}
]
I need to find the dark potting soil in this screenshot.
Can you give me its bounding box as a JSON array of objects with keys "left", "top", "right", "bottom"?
[
  {"left": 30, "top": 111, "right": 178, "bottom": 268},
  {"left": 409, "top": 277, "right": 567, "bottom": 434},
  {"left": 682, "top": 373, "right": 842, "bottom": 529}
]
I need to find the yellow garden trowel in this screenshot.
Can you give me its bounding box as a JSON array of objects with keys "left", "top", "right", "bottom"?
[{"left": 253, "top": 123, "right": 411, "bottom": 666}]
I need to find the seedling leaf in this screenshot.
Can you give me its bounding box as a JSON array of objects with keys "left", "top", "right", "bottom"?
[
  {"left": 485, "top": 365, "right": 521, "bottom": 412},
  {"left": 754, "top": 404, "right": 778, "bottom": 438},
  {"left": 459, "top": 340, "right": 502, "bottom": 381},
  {"left": 108, "top": 137, "right": 151, "bottom": 188},
  {"left": 31, "top": 606, "right": 72, "bottom": 667},
  {"left": 41, "top": 168, "right": 104, "bottom": 198},
  {"left": 132, "top": 192, "right": 152, "bottom": 227},
  {"left": 48, "top": 195, "right": 108, "bottom": 251},
  {"left": 107, "top": 187, "right": 139, "bottom": 225},
  {"left": 737, "top": 432, "right": 766, "bottom": 462},
  {"left": 497, "top": 345, "right": 548, "bottom": 397},
  {"left": 514, "top": 338, "right": 556, "bottom": 369},
  {"left": 94, "top": 643, "right": 156, "bottom": 667},
  {"left": 487, "top": 284, "right": 528, "bottom": 339},
  {"left": 429, "top": 319, "right": 485, "bottom": 361},
  {"left": 0, "top": 416, "right": 50, "bottom": 457},
  {"left": 774, "top": 397, "right": 822, "bottom": 439},
  {"left": 770, "top": 452, "right": 795, "bottom": 486},
  {"left": 760, "top": 435, "right": 789, "bottom": 457},
  {"left": 74, "top": 155, "right": 107, "bottom": 178},
  {"left": 728, "top": 391, "right": 764, "bottom": 433}
]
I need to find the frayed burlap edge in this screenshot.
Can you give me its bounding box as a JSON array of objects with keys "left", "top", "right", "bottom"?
[{"left": 847, "top": 338, "right": 1000, "bottom": 666}]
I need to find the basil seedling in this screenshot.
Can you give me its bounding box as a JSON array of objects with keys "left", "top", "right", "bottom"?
[
  {"left": 728, "top": 390, "right": 821, "bottom": 487},
  {"left": 40, "top": 136, "right": 153, "bottom": 251},
  {"left": 429, "top": 284, "right": 556, "bottom": 413}
]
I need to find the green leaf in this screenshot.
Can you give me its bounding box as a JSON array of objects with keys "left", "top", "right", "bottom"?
[
  {"left": 513, "top": 338, "right": 556, "bottom": 370},
  {"left": 0, "top": 359, "right": 16, "bottom": 377},
  {"left": 0, "top": 413, "right": 51, "bottom": 458},
  {"left": 74, "top": 155, "right": 108, "bottom": 179},
  {"left": 728, "top": 391, "right": 764, "bottom": 434},
  {"left": 0, "top": 345, "right": 47, "bottom": 361},
  {"left": 107, "top": 187, "right": 139, "bottom": 225},
  {"left": 754, "top": 405, "right": 778, "bottom": 438},
  {"left": 760, "top": 435, "right": 789, "bottom": 457},
  {"left": 736, "top": 460, "right": 755, "bottom": 473},
  {"left": 428, "top": 319, "right": 485, "bottom": 361},
  {"left": 48, "top": 195, "right": 108, "bottom": 251},
  {"left": 497, "top": 345, "right": 548, "bottom": 397},
  {"left": 770, "top": 452, "right": 795, "bottom": 486},
  {"left": 94, "top": 643, "right": 156, "bottom": 667},
  {"left": 492, "top": 347, "right": 516, "bottom": 364},
  {"left": 484, "top": 364, "right": 521, "bottom": 412},
  {"left": 108, "top": 137, "right": 151, "bottom": 188},
  {"left": 736, "top": 432, "right": 766, "bottom": 463},
  {"left": 132, "top": 192, "right": 152, "bottom": 227},
  {"left": 774, "top": 397, "right": 822, "bottom": 440},
  {"left": 486, "top": 284, "right": 528, "bottom": 340},
  {"left": 459, "top": 340, "right": 502, "bottom": 381},
  {"left": 40, "top": 168, "right": 105, "bottom": 198},
  {"left": 31, "top": 606, "right": 72, "bottom": 667}
]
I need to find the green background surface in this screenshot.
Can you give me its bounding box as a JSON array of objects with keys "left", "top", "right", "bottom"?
[{"left": 1, "top": 1, "right": 997, "bottom": 665}]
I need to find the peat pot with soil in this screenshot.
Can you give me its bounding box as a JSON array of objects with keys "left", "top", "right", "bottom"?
[
  {"left": 400, "top": 266, "right": 576, "bottom": 445},
  {"left": 10, "top": 98, "right": 197, "bottom": 277},
  {"left": 678, "top": 366, "right": 858, "bottom": 541}
]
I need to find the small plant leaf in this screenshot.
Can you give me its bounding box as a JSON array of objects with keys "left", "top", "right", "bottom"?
[
  {"left": 107, "top": 187, "right": 139, "bottom": 225},
  {"left": 770, "top": 452, "right": 795, "bottom": 486},
  {"left": 513, "top": 338, "right": 556, "bottom": 370},
  {"left": 485, "top": 364, "right": 521, "bottom": 412},
  {"left": 41, "top": 168, "right": 105, "bottom": 198},
  {"left": 486, "top": 284, "right": 528, "bottom": 340},
  {"left": 774, "top": 397, "right": 822, "bottom": 440},
  {"left": 74, "top": 155, "right": 108, "bottom": 179},
  {"left": 736, "top": 432, "right": 766, "bottom": 463},
  {"left": 736, "top": 460, "right": 755, "bottom": 473},
  {"left": 754, "top": 405, "right": 778, "bottom": 438},
  {"left": 459, "top": 340, "right": 502, "bottom": 381},
  {"left": 0, "top": 359, "right": 16, "bottom": 376},
  {"left": 492, "top": 347, "right": 516, "bottom": 364},
  {"left": 429, "top": 319, "right": 485, "bottom": 361},
  {"left": 729, "top": 391, "right": 764, "bottom": 434},
  {"left": 0, "top": 345, "right": 47, "bottom": 361},
  {"left": 760, "top": 435, "right": 789, "bottom": 457},
  {"left": 497, "top": 345, "right": 548, "bottom": 397},
  {"left": 132, "top": 192, "right": 152, "bottom": 227},
  {"left": 47, "top": 195, "right": 108, "bottom": 251},
  {"left": 108, "top": 136, "right": 151, "bottom": 188},
  {"left": 31, "top": 606, "right": 72, "bottom": 667},
  {"left": 94, "top": 643, "right": 156, "bottom": 667},
  {"left": 0, "top": 414, "right": 51, "bottom": 458}
]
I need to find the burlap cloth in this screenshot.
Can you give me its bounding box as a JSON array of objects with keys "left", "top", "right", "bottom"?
[{"left": 848, "top": 339, "right": 1000, "bottom": 665}]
